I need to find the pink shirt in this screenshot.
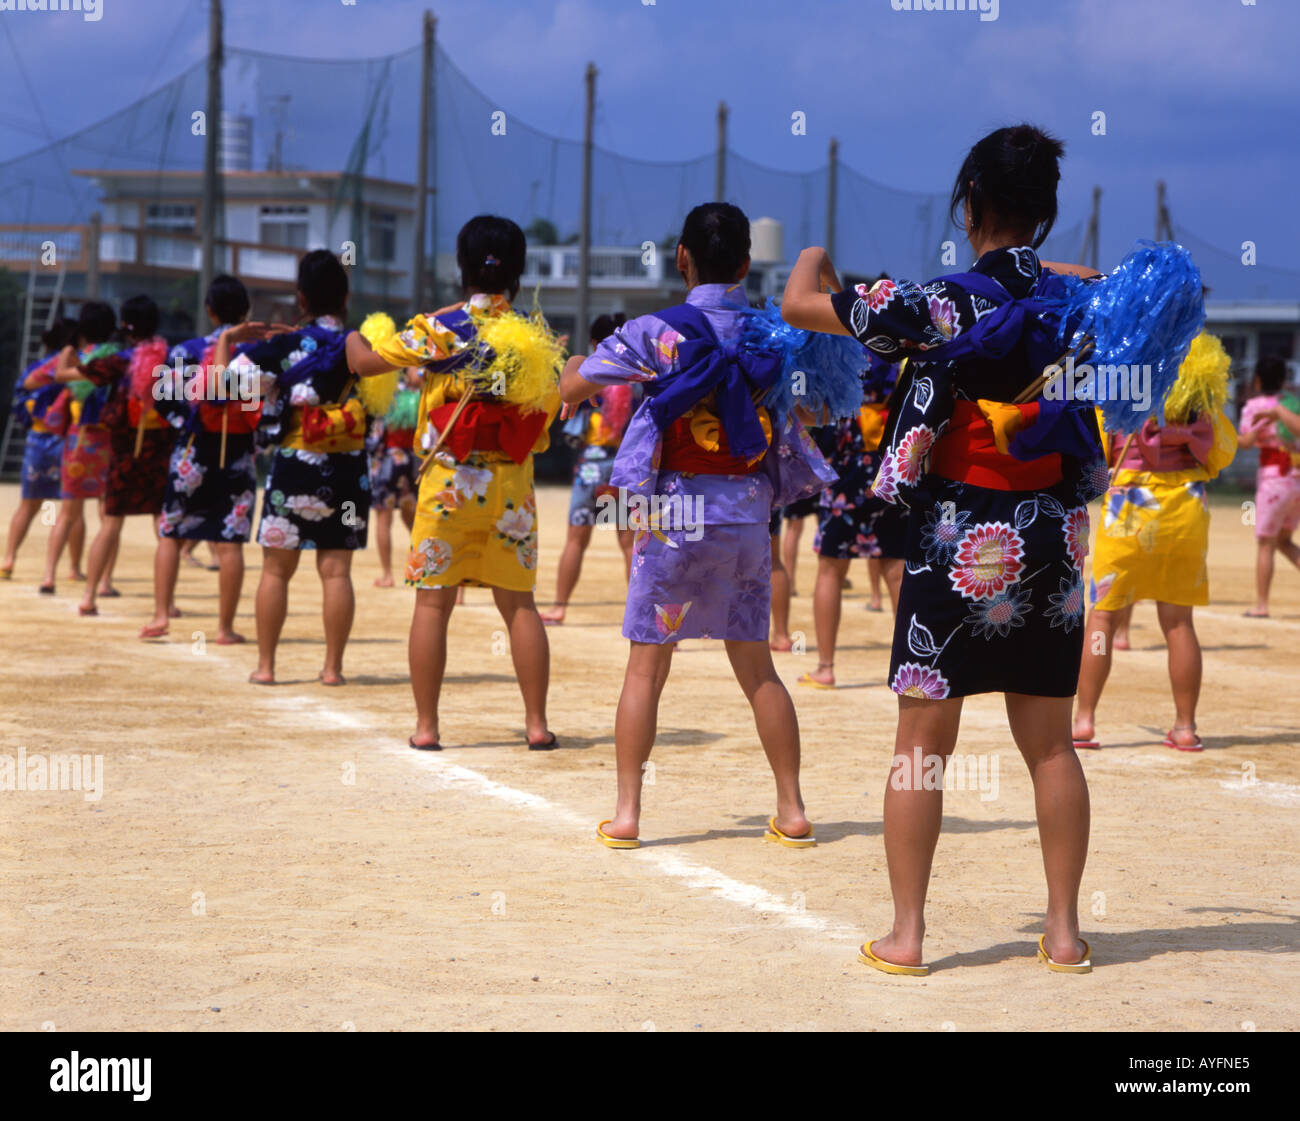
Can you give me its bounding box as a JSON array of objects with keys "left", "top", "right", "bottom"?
[{"left": 1112, "top": 415, "right": 1213, "bottom": 473}]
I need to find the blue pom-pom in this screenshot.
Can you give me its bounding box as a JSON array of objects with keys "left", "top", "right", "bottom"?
[
  {"left": 740, "top": 299, "right": 866, "bottom": 420},
  {"left": 1055, "top": 241, "right": 1205, "bottom": 434}
]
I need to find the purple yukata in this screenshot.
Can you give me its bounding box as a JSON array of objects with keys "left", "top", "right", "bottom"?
[{"left": 579, "top": 283, "right": 834, "bottom": 644}]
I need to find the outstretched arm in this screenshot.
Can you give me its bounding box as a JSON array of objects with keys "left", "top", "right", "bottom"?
[
  {"left": 560, "top": 354, "right": 600, "bottom": 405},
  {"left": 346, "top": 330, "right": 401, "bottom": 377},
  {"left": 781, "top": 247, "right": 850, "bottom": 336}
]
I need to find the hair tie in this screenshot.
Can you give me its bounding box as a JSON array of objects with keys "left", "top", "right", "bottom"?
[{"left": 483, "top": 254, "right": 500, "bottom": 267}]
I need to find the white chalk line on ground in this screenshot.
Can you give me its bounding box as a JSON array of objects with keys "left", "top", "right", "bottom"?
[
  {"left": 257, "top": 691, "right": 862, "bottom": 942},
  {"left": 1199, "top": 609, "right": 1300, "bottom": 632}
]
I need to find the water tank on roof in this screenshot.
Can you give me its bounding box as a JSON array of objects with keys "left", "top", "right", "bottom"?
[
  {"left": 219, "top": 114, "right": 253, "bottom": 172},
  {"left": 751, "top": 217, "right": 784, "bottom": 265}
]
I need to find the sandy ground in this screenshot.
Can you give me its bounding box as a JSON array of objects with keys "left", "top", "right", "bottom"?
[{"left": 1, "top": 480, "right": 1296, "bottom": 1032}]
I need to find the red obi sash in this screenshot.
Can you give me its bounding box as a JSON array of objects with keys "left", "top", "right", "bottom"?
[
  {"left": 1260, "top": 446, "right": 1294, "bottom": 475},
  {"left": 384, "top": 426, "right": 415, "bottom": 451},
  {"left": 930, "top": 400, "right": 1062, "bottom": 491},
  {"left": 429, "top": 400, "right": 547, "bottom": 465},
  {"left": 660, "top": 413, "right": 765, "bottom": 475}
]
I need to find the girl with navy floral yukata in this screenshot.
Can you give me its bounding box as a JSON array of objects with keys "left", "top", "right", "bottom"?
[
  {"left": 561, "top": 202, "right": 836, "bottom": 850},
  {"left": 142, "top": 274, "right": 257, "bottom": 644},
  {"left": 783, "top": 125, "right": 1103, "bottom": 976},
  {"left": 223, "top": 251, "right": 371, "bottom": 687}
]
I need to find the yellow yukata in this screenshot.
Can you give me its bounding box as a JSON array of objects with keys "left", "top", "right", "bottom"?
[{"left": 369, "top": 293, "right": 561, "bottom": 591}]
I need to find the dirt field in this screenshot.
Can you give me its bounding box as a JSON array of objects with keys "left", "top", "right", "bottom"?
[{"left": 1, "top": 481, "right": 1296, "bottom": 1032}]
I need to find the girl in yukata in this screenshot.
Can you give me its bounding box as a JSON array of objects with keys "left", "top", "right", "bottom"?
[
  {"left": 41, "top": 302, "right": 119, "bottom": 597},
  {"left": 346, "top": 216, "right": 561, "bottom": 751},
  {"left": 366, "top": 367, "right": 422, "bottom": 589},
  {"left": 2, "top": 320, "right": 73, "bottom": 581},
  {"left": 142, "top": 275, "right": 257, "bottom": 644},
  {"left": 69, "top": 295, "right": 176, "bottom": 618},
  {"left": 783, "top": 125, "right": 1102, "bottom": 974},
  {"left": 540, "top": 313, "right": 636, "bottom": 624},
  {"left": 224, "top": 251, "right": 371, "bottom": 686},
  {"left": 561, "top": 202, "right": 836, "bottom": 849}
]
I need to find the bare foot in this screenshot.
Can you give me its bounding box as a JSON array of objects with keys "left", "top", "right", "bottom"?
[
  {"left": 1113, "top": 633, "right": 1130, "bottom": 650},
  {"left": 67, "top": 570, "right": 86, "bottom": 582},
  {"left": 1042, "top": 925, "right": 1088, "bottom": 965},
  {"left": 319, "top": 670, "right": 346, "bottom": 687},
  {"left": 539, "top": 605, "right": 566, "bottom": 624},
  {"left": 1166, "top": 724, "right": 1202, "bottom": 750},
  {"left": 773, "top": 810, "right": 812, "bottom": 839},
  {"left": 868, "top": 930, "right": 924, "bottom": 969},
  {"left": 798, "top": 663, "right": 835, "bottom": 687},
  {"left": 77, "top": 602, "right": 98, "bottom": 617},
  {"left": 601, "top": 814, "right": 639, "bottom": 841},
  {"left": 216, "top": 631, "right": 247, "bottom": 646},
  {"left": 373, "top": 573, "right": 394, "bottom": 588},
  {"left": 1243, "top": 608, "right": 1270, "bottom": 618},
  {"left": 1072, "top": 715, "right": 1095, "bottom": 743},
  {"left": 867, "top": 597, "right": 883, "bottom": 612},
  {"left": 183, "top": 552, "right": 206, "bottom": 570},
  {"left": 168, "top": 605, "right": 182, "bottom": 619},
  {"left": 769, "top": 634, "right": 793, "bottom": 652},
  {"left": 248, "top": 670, "right": 275, "bottom": 685}
]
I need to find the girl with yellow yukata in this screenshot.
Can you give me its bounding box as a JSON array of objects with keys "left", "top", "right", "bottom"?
[
  {"left": 346, "top": 215, "right": 562, "bottom": 752},
  {"left": 1073, "top": 332, "right": 1238, "bottom": 752}
]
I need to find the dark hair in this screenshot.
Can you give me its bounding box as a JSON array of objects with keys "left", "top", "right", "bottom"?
[
  {"left": 1256, "top": 354, "right": 1288, "bottom": 395},
  {"left": 678, "top": 202, "right": 750, "bottom": 284},
  {"left": 119, "top": 294, "right": 159, "bottom": 340},
  {"left": 949, "top": 124, "right": 1064, "bottom": 249},
  {"left": 297, "top": 249, "right": 349, "bottom": 318},
  {"left": 457, "top": 215, "right": 527, "bottom": 301},
  {"left": 589, "top": 312, "right": 626, "bottom": 345},
  {"left": 76, "top": 301, "right": 116, "bottom": 346},
  {"left": 206, "top": 274, "right": 251, "bottom": 325},
  {"left": 41, "top": 317, "right": 73, "bottom": 353}
]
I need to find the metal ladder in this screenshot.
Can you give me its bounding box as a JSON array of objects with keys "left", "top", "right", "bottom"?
[{"left": 0, "top": 259, "right": 67, "bottom": 480}]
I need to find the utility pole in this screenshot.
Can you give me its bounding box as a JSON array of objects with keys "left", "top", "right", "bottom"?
[
  {"left": 575, "top": 62, "right": 596, "bottom": 348},
  {"left": 715, "top": 101, "right": 728, "bottom": 200},
  {"left": 198, "top": 0, "right": 223, "bottom": 328},
  {"left": 826, "top": 137, "right": 839, "bottom": 259},
  {"left": 413, "top": 10, "right": 435, "bottom": 313}
]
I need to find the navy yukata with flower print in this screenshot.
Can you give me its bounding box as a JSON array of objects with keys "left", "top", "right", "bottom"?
[{"left": 831, "top": 247, "right": 1096, "bottom": 700}]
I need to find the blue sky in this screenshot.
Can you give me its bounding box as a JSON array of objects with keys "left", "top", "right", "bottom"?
[{"left": 1, "top": 0, "right": 1297, "bottom": 280}]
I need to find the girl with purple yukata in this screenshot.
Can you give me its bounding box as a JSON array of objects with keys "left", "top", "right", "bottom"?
[
  {"left": 560, "top": 202, "right": 835, "bottom": 849},
  {"left": 783, "top": 125, "right": 1097, "bottom": 975}
]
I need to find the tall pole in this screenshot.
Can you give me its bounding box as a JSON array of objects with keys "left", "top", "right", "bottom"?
[
  {"left": 826, "top": 137, "right": 839, "bottom": 259},
  {"left": 1155, "top": 180, "right": 1174, "bottom": 241},
  {"left": 575, "top": 63, "right": 596, "bottom": 350},
  {"left": 413, "top": 10, "right": 435, "bottom": 314},
  {"left": 198, "top": 0, "right": 222, "bottom": 328},
  {"left": 1079, "top": 185, "right": 1100, "bottom": 269},
  {"left": 715, "top": 101, "right": 728, "bottom": 200}
]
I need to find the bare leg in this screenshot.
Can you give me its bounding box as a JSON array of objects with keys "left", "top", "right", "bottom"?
[
  {"left": 873, "top": 695, "right": 965, "bottom": 967},
  {"left": 617, "top": 527, "right": 635, "bottom": 581},
  {"left": 1251, "top": 536, "right": 1277, "bottom": 616},
  {"left": 880, "top": 557, "right": 903, "bottom": 614},
  {"left": 42, "top": 498, "right": 83, "bottom": 588},
  {"left": 806, "top": 555, "right": 850, "bottom": 685},
  {"left": 2, "top": 498, "right": 42, "bottom": 570},
  {"left": 1005, "top": 692, "right": 1090, "bottom": 965},
  {"left": 604, "top": 641, "right": 675, "bottom": 839},
  {"left": 781, "top": 515, "right": 805, "bottom": 595},
  {"left": 251, "top": 546, "right": 300, "bottom": 683},
  {"left": 408, "top": 586, "right": 458, "bottom": 746},
  {"left": 540, "top": 523, "right": 592, "bottom": 623},
  {"left": 81, "top": 514, "right": 124, "bottom": 613},
  {"left": 1072, "top": 607, "right": 1115, "bottom": 743},
  {"left": 98, "top": 506, "right": 121, "bottom": 596},
  {"left": 866, "top": 555, "right": 884, "bottom": 609},
  {"left": 373, "top": 507, "right": 395, "bottom": 586},
  {"left": 1112, "top": 603, "right": 1134, "bottom": 650},
  {"left": 144, "top": 535, "right": 182, "bottom": 635},
  {"left": 725, "top": 639, "right": 810, "bottom": 837},
  {"left": 316, "top": 548, "right": 355, "bottom": 684},
  {"left": 1156, "top": 601, "right": 1201, "bottom": 745},
  {"left": 769, "top": 534, "right": 793, "bottom": 651},
  {"left": 215, "top": 542, "right": 246, "bottom": 642},
  {"left": 493, "top": 587, "right": 551, "bottom": 743},
  {"left": 67, "top": 506, "right": 86, "bottom": 579}
]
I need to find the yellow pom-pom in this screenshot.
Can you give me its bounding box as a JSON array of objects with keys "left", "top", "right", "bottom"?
[
  {"left": 1164, "top": 331, "right": 1231, "bottom": 424},
  {"left": 356, "top": 312, "right": 400, "bottom": 416},
  {"left": 471, "top": 308, "right": 563, "bottom": 414}
]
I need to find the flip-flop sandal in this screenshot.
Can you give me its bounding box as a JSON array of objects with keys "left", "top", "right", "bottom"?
[
  {"left": 1037, "top": 934, "right": 1092, "bottom": 973},
  {"left": 763, "top": 815, "right": 816, "bottom": 847},
  {"left": 596, "top": 820, "right": 639, "bottom": 849},
  {"left": 78, "top": 604, "right": 98, "bottom": 617},
  {"left": 38, "top": 584, "right": 55, "bottom": 595},
  {"left": 408, "top": 737, "right": 442, "bottom": 751},
  {"left": 1242, "top": 611, "right": 1270, "bottom": 618},
  {"left": 1162, "top": 731, "right": 1204, "bottom": 752},
  {"left": 858, "top": 940, "right": 929, "bottom": 977},
  {"left": 0, "top": 567, "right": 13, "bottom": 581},
  {"left": 1072, "top": 739, "right": 1101, "bottom": 750},
  {"left": 319, "top": 674, "right": 346, "bottom": 687},
  {"left": 797, "top": 673, "right": 835, "bottom": 690},
  {"left": 99, "top": 588, "right": 121, "bottom": 598},
  {"left": 215, "top": 634, "right": 247, "bottom": 646},
  {"left": 138, "top": 623, "right": 169, "bottom": 639},
  {"left": 527, "top": 733, "right": 559, "bottom": 751}
]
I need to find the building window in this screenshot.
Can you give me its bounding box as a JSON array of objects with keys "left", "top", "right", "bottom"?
[
  {"left": 260, "top": 205, "right": 310, "bottom": 250},
  {"left": 368, "top": 210, "right": 397, "bottom": 264},
  {"left": 145, "top": 204, "right": 196, "bottom": 231},
  {"left": 1259, "top": 330, "right": 1296, "bottom": 362}
]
